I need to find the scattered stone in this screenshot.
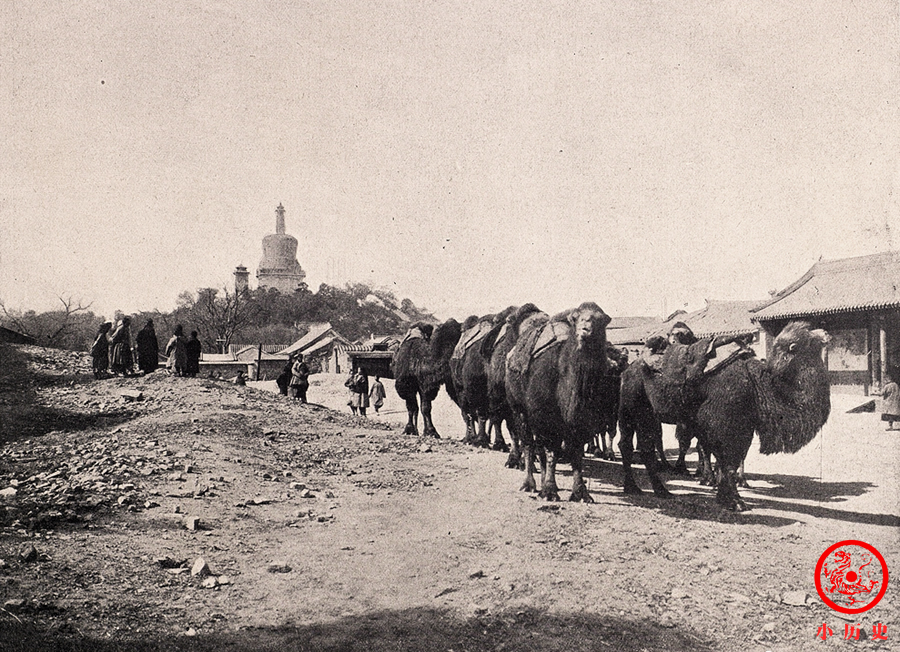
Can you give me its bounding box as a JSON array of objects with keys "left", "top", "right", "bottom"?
[
  {"left": 17, "top": 544, "right": 38, "bottom": 563},
  {"left": 435, "top": 587, "right": 456, "bottom": 598},
  {"left": 670, "top": 588, "right": 689, "bottom": 600},
  {"left": 781, "top": 590, "right": 810, "bottom": 606},
  {"left": 184, "top": 628, "right": 198, "bottom": 637},
  {"left": 3, "top": 599, "right": 26, "bottom": 612},
  {"left": 299, "top": 489, "right": 313, "bottom": 498},
  {"left": 267, "top": 563, "right": 292, "bottom": 574},
  {"left": 762, "top": 623, "right": 776, "bottom": 632},
  {"left": 155, "top": 557, "right": 187, "bottom": 569},
  {"left": 468, "top": 569, "right": 486, "bottom": 579},
  {"left": 216, "top": 575, "right": 233, "bottom": 585},
  {"left": 119, "top": 390, "right": 143, "bottom": 401},
  {"left": 183, "top": 516, "right": 200, "bottom": 531},
  {"left": 201, "top": 576, "right": 218, "bottom": 589},
  {"left": 191, "top": 558, "right": 211, "bottom": 578},
  {"left": 289, "top": 482, "right": 306, "bottom": 491},
  {"left": 418, "top": 444, "right": 432, "bottom": 453},
  {"left": 0, "top": 487, "right": 17, "bottom": 499}
]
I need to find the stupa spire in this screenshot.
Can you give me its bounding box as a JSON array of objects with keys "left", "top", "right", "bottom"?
[{"left": 276, "top": 203, "right": 286, "bottom": 235}]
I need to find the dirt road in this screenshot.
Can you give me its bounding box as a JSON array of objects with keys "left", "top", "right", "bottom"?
[{"left": 0, "top": 344, "right": 896, "bottom": 651}]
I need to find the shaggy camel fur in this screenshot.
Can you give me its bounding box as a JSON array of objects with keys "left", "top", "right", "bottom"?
[
  {"left": 506, "top": 302, "right": 612, "bottom": 502},
  {"left": 392, "top": 320, "right": 461, "bottom": 438},
  {"left": 450, "top": 309, "right": 516, "bottom": 450},
  {"left": 485, "top": 304, "right": 543, "bottom": 468},
  {"left": 617, "top": 321, "right": 830, "bottom": 511}
]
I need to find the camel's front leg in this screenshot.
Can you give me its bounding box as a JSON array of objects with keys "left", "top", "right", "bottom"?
[
  {"left": 403, "top": 396, "right": 420, "bottom": 437},
  {"left": 506, "top": 412, "right": 525, "bottom": 469},
  {"left": 568, "top": 444, "right": 594, "bottom": 503},
  {"left": 489, "top": 416, "right": 509, "bottom": 452},
  {"left": 672, "top": 423, "right": 692, "bottom": 475},
  {"left": 716, "top": 465, "right": 748, "bottom": 512},
  {"left": 520, "top": 442, "right": 537, "bottom": 492},
  {"left": 474, "top": 413, "right": 490, "bottom": 448},
  {"left": 421, "top": 394, "right": 440, "bottom": 439},
  {"left": 618, "top": 418, "right": 642, "bottom": 495},
  {"left": 539, "top": 447, "right": 560, "bottom": 502},
  {"left": 461, "top": 409, "right": 476, "bottom": 444},
  {"left": 638, "top": 421, "right": 672, "bottom": 498}
]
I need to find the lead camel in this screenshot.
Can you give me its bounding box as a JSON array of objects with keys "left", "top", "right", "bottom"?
[{"left": 617, "top": 321, "right": 830, "bottom": 511}]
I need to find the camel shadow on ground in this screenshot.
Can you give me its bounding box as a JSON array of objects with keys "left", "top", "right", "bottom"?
[
  {"left": 556, "top": 456, "right": 900, "bottom": 528},
  {"left": 0, "top": 345, "right": 136, "bottom": 445},
  {"left": 0, "top": 606, "right": 715, "bottom": 652}
]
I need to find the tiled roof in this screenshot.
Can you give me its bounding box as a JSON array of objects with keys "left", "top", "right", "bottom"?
[
  {"left": 607, "top": 316, "right": 660, "bottom": 330},
  {"left": 752, "top": 252, "right": 900, "bottom": 321},
  {"left": 666, "top": 300, "right": 764, "bottom": 338},
  {"left": 606, "top": 301, "right": 762, "bottom": 344}
]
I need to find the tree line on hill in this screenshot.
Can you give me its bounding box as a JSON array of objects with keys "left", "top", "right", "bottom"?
[{"left": 0, "top": 283, "right": 435, "bottom": 353}]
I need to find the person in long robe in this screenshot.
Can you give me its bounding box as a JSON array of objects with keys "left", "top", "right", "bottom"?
[
  {"left": 90, "top": 322, "right": 112, "bottom": 379},
  {"left": 109, "top": 317, "right": 135, "bottom": 376},
  {"left": 185, "top": 331, "right": 202, "bottom": 377},
  {"left": 136, "top": 320, "right": 160, "bottom": 374},
  {"left": 165, "top": 325, "right": 188, "bottom": 376}
]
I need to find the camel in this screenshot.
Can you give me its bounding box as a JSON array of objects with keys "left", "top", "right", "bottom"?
[
  {"left": 391, "top": 319, "right": 462, "bottom": 438},
  {"left": 506, "top": 302, "right": 612, "bottom": 502},
  {"left": 450, "top": 308, "right": 517, "bottom": 450},
  {"left": 483, "top": 304, "right": 543, "bottom": 468},
  {"left": 587, "top": 344, "right": 630, "bottom": 461},
  {"left": 617, "top": 321, "right": 830, "bottom": 511}
]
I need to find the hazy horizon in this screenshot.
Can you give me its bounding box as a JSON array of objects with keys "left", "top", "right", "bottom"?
[{"left": 2, "top": 1, "right": 897, "bottom": 322}]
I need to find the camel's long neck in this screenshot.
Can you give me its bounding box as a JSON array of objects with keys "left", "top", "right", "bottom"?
[
  {"left": 558, "top": 337, "right": 607, "bottom": 425},
  {"left": 752, "top": 357, "right": 831, "bottom": 455}
]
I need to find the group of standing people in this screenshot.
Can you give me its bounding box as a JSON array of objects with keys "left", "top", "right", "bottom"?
[
  {"left": 276, "top": 353, "right": 311, "bottom": 403},
  {"left": 345, "top": 368, "right": 385, "bottom": 416},
  {"left": 90, "top": 318, "right": 202, "bottom": 379}
]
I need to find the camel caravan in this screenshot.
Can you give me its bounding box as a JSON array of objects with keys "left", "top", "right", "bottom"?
[{"left": 391, "top": 303, "right": 831, "bottom": 512}]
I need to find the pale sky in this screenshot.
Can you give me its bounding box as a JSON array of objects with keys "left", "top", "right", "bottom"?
[{"left": 2, "top": 0, "right": 898, "bottom": 322}]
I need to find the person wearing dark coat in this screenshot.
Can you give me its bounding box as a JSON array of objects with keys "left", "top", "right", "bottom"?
[
  {"left": 109, "top": 317, "right": 135, "bottom": 376},
  {"left": 90, "top": 322, "right": 112, "bottom": 379},
  {"left": 185, "top": 331, "right": 202, "bottom": 377},
  {"left": 135, "top": 320, "right": 160, "bottom": 374},
  {"left": 290, "top": 354, "right": 311, "bottom": 403},
  {"left": 276, "top": 358, "right": 293, "bottom": 396}
]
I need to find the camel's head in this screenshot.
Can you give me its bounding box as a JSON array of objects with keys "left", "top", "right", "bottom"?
[
  {"left": 769, "top": 321, "right": 830, "bottom": 377},
  {"left": 509, "top": 303, "right": 542, "bottom": 328},
  {"left": 461, "top": 315, "right": 481, "bottom": 332},
  {"left": 493, "top": 305, "right": 518, "bottom": 326},
  {"left": 567, "top": 302, "right": 611, "bottom": 348}
]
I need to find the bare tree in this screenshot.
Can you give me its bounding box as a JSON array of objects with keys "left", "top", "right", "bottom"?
[
  {"left": 180, "top": 287, "right": 260, "bottom": 352},
  {"left": 0, "top": 296, "right": 96, "bottom": 349}
]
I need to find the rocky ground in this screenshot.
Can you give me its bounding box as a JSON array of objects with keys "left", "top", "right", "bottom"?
[{"left": 0, "top": 343, "right": 897, "bottom": 651}]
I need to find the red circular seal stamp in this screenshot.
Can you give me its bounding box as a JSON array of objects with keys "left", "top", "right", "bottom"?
[{"left": 815, "top": 540, "right": 888, "bottom": 614}]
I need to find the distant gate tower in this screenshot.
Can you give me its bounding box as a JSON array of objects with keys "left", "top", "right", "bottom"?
[{"left": 256, "top": 203, "right": 306, "bottom": 293}]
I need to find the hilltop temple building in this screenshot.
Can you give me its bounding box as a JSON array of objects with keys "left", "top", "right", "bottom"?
[{"left": 254, "top": 203, "right": 307, "bottom": 293}]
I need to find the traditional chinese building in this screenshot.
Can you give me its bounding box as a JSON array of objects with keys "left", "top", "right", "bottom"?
[
  {"left": 256, "top": 203, "right": 306, "bottom": 293},
  {"left": 752, "top": 251, "right": 900, "bottom": 395}
]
